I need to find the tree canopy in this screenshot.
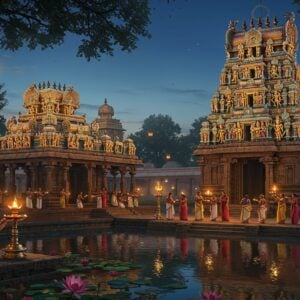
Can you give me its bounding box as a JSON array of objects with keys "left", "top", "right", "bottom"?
[
  {"left": 129, "top": 114, "right": 206, "bottom": 168},
  {"left": 0, "top": 0, "right": 151, "bottom": 60},
  {"left": 0, "top": 84, "right": 7, "bottom": 135}
]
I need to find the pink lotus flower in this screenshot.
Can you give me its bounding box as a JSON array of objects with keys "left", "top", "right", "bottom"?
[
  {"left": 62, "top": 275, "right": 87, "bottom": 299},
  {"left": 202, "top": 291, "right": 222, "bottom": 300},
  {"left": 80, "top": 257, "right": 89, "bottom": 266},
  {"left": 109, "top": 270, "right": 119, "bottom": 277}
]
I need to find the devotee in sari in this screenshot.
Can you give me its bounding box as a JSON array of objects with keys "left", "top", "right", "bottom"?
[
  {"left": 25, "top": 188, "right": 33, "bottom": 209},
  {"left": 59, "top": 188, "right": 66, "bottom": 208},
  {"left": 76, "top": 192, "right": 85, "bottom": 208},
  {"left": 110, "top": 190, "right": 118, "bottom": 207},
  {"left": 209, "top": 195, "right": 218, "bottom": 221},
  {"left": 166, "top": 192, "right": 175, "bottom": 220},
  {"left": 220, "top": 191, "right": 230, "bottom": 221},
  {"left": 257, "top": 194, "right": 268, "bottom": 224},
  {"left": 240, "top": 194, "right": 252, "bottom": 223},
  {"left": 101, "top": 187, "right": 108, "bottom": 209},
  {"left": 290, "top": 193, "right": 299, "bottom": 225},
  {"left": 276, "top": 193, "right": 287, "bottom": 224},
  {"left": 96, "top": 190, "right": 102, "bottom": 208},
  {"left": 179, "top": 193, "right": 188, "bottom": 221},
  {"left": 127, "top": 193, "right": 134, "bottom": 208},
  {"left": 194, "top": 190, "right": 204, "bottom": 221}
]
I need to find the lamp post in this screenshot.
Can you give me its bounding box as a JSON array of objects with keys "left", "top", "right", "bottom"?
[
  {"left": 155, "top": 181, "right": 163, "bottom": 220},
  {"left": 3, "top": 197, "right": 27, "bottom": 259}
]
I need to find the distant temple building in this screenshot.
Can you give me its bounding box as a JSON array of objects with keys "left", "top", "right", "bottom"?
[
  {"left": 0, "top": 82, "right": 141, "bottom": 206},
  {"left": 194, "top": 13, "right": 300, "bottom": 203}
]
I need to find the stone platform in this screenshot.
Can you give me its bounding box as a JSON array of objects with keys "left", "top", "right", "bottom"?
[{"left": 0, "top": 252, "right": 63, "bottom": 286}]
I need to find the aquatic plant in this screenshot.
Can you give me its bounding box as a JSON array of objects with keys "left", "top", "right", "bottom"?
[
  {"left": 62, "top": 275, "right": 87, "bottom": 299},
  {"left": 202, "top": 291, "right": 222, "bottom": 300},
  {"left": 80, "top": 257, "right": 89, "bottom": 266},
  {"left": 109, "top": 270, "right": 119, "bottom": 277}
]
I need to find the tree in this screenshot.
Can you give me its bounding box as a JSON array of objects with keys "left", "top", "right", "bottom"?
[
  {"left": 129, "top": 114, "right": 181, "bottom": 168},
  {"left": 0, "top": 0, "right": 151, "bottom": 61},
  {"left": 0, "top": 84, "right": 7, "bottom": 135}
]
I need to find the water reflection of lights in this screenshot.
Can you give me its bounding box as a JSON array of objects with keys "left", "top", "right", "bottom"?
[
  {"left": 153, "top": 250, "right": 164, "bottom": 277},
  {"left": 270, "top": 261, "right": 280, "bottom": 281},
  {"left": 205, "top": 254, "right": 214, "bottom": 271}
]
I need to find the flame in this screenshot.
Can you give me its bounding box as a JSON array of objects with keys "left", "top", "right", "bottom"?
[{"left": 8, "top": 197, "right": 22, "bottom": 210}]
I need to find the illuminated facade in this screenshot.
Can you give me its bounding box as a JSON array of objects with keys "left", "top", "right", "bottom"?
[
  {"left": 194, "top": 13, "right": 300, "bottom": 202},
  {"left": 0, "top": 82, "right": 141, "bottom": 206}
]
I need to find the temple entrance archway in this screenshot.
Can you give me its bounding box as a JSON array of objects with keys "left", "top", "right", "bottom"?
[
  {"left": 69, "top": 164, "right": 88, "bottom": 202},
  {"left": 230, "top": 158, "right": 265, "bottom": 203}
]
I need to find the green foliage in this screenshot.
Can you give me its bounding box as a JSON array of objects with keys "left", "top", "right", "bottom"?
[
  {"left": 129, "top": 114, "right": 206, "bottom": 167},
  {"left": 0, "top": 84, "right": 7, "bottom": 135},
  {"left": 129, "top": 114, "right": 181, "bottom": 167},
  {"left": 0, "top": 0, "right": 151, "bottom": 61}
]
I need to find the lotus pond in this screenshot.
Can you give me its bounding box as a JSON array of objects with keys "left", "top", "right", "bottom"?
[{"left": 0, "top": 230, "right": 300, "bottom": 299}]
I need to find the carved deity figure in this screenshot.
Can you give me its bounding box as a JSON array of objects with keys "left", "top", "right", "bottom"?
[
  {"left": 232, "top": 69, "right": 239, "bottom": 83},
  {"left": 240, "top": 93, "right": 248, "bottom": 107},
  {"left": 236, "top": 122, "right": 243, "bottom": 141},
  {"left": 220, "top": 71, "right": 227, "bottom": 85},
  {"left": 282, "top": 64, "right": 292, "bottom": 78},
  {"left": 254, "top": 92, "right": 263, "bottom": 105},
  {"left": 238, "top": 43, "right": 245, "bottom": 60},
  {"left": 227, "top": 69, "right": 232, "bottom": 84},
  {"left": 270, "top": 64, "right": 279, "bottom": 78},
  {"left": 274, "top": 116, "right": 284, "bottom": 141},
  {"left": 254, "top": 121, "right": 261, "bottom": 139},
  {"left": 211, "top": 95, "right": 219, "bottom": 113},
  {"left": 288, "top": 90, "right": 296, "bottom": 106},
  {"left": 230, "top": 123, "right": 237, "bottom": 140},
  {"left": 39, "top": 133, "right": 48, "bottom": 147},
  {"left": 200, "top": 122, "right": 210, "bottom": 144},
  {"left": 260, "top": 121, "right": 267, "bottom": 138},
  {"left": 255, "top": 66, "right": 262, "bottom": 78},
  {"left": 211, "top": 123, "right": 218, "bottom": 143},
  {"left": 247, "top": 47, "right": 253, "bottom": 58},
  {"left": 52, "top": 133, "right": 60, "bottom": 147},
  {"left": 114, "top": 137, "right": 123, "bottom": 154},
  {"left": 272, "top": 90, "right": 282, "bottom": 107},
  {"left": 220, "top": 95, "right": 225, "bottom": 112},
  {"left": 225, "top": 95, "right": 233, "bottom": 113},
  {"left": 218, "top": 124, "right": 225, "bottom": 143},
  {"left": 265, "top": 40, "right": 273, "bottom": 57}
]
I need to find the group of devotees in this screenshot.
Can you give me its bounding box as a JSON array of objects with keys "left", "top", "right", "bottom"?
[{"left": 165, "top": 191, "right": 300, "bottom": 225}]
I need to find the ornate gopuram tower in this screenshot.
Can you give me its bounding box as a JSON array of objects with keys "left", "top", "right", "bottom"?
[
  {"left": 193, "top": 13, "right": 300, "bottom": 203},
  {"left": 0, "top": 82, "right": 141, "bottom": 207}
]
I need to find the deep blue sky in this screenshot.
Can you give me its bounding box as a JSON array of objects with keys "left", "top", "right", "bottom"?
[{"left": 0, "top": 0, "right": 298, "bottom": 136}]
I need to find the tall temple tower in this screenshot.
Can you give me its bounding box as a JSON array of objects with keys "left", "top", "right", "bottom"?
[{"left": 193, "top": 13, "right": 300, "bottom": 203}]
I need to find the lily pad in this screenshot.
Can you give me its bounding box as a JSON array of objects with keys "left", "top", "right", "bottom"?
[
  {"left": 29, "top": 283, "right": 48, "bottom": 290},
  {"left": 56, "top": 268, "right": 73, "bottom": 273},
  {"left": 164, "top": 283, "right": 187, "bottom": 289}
]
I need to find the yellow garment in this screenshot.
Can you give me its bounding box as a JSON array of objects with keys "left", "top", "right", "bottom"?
[{"left": 276, "top": 202, "right": 286, "bottom": 224}]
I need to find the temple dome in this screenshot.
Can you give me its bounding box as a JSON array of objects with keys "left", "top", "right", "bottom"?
[
  {"left": 62, "top": 86, "right": 80, "bottom": 108},
  {"left": 23, "top": 84, "right": 40, "bottom": 108},
  {"left": 98, "top": 98, "right": 114, "bottom": 118}
]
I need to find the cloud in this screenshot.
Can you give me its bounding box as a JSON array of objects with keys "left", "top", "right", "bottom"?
[
  {"left": 80, "top": 103, "right": 99, "bottom": 110},
  {"left": 160, "top": 86, "right": 210, "bottom": 98}
]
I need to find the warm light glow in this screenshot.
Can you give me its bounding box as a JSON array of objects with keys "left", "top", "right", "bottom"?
[
  {"left": 147, "top": 131, "right": 154, "bottom": 137},
  {"left": 205, "top": 190, "right": 212, "bottom": 196},
  {"left": 205, "top": 254, "right": 214, "bottom": 271},
  {"left": 8, "top": 197, "right": 22, "bottom": 210},
  {"left": 272, "top": 185, "right": 277, "bottom": 193},
  {"left": 171, "top": 186, "right": 175, "bottom": 190},
  {"left": 165, "top": 154, "right": 171, "bottom": 160},
  {"left": 164, "top": 178, "right": 168, "bottom": 183},
  {"left": 153, "top": 252, "right": 164, "bottom": 276},
  {"left": 155, "top": 181, "right": 163, "bottom": 193},
  {"left": 270, "top": 261, "right": 280, "bottom": 281}
]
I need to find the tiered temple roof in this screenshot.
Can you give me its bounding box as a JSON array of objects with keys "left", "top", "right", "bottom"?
[{"left": 199, "top": 12, "right": 300, "bottom": 144}]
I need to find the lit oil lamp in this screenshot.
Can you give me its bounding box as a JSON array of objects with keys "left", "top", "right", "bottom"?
[{"left": 3, "top": 197, "right": 27, "bottom": 259}]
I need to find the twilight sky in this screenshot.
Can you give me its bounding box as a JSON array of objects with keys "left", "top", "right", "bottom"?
[{"left": 0, "top": 0, "right": 298, "bottom": 136}]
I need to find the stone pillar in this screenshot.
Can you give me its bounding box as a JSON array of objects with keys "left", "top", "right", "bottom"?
[
  {"left": 261, "top": 157, "right": 275, "bottom": 197},
  {"left": 63, "top": 164, "right": 70, "bottom": 204},
  {"left": 129, "top": 168, "right": 136, "bottom": 193},
  {"left": 222, "top": 158, "right": 231, "bottom": 195},
  {"left": 9, "top": 164, "right": 16, "bottom": 194},
  {"left": 102, "top": 166, "right": 109, "bottom": 191},
  {"left": 0, "top": 165, "right": 6, "bottom": 190},
  {"left": 110, "top": 168, "right": 118, "bottom": 193},
  {"left": 120, "top": 169, "right": 126, "bottom": 194},
  {"left": 87, "top": 164, "right": 93, "bottom": 202},
  {"left": 29, "top": 164, "right": 37, "bottom": 192},
  {"left": 44, "top": 164, "right": 54, "bottom": 192}
]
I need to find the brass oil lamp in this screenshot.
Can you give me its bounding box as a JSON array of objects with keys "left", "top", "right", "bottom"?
[{"left": 3, "top": 197, "right": 27, "bottom": 259}]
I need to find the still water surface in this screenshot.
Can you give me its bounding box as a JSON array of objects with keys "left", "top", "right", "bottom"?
[{"left": 3, "top": 231, "right": 300, "bottom": 300}]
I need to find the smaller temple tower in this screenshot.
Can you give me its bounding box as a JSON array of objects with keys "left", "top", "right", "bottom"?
[{"left": 91, "top": 99, "right": 125, "bottom": 141}]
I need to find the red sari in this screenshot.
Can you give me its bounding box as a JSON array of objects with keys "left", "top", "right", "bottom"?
[
  {"left": 220, "top": 194, "right": 230, "bottom": 221},
  {"left": 290, "top": 196, "right": 299, "bottom": 225},
  {"left": 179, "top": 195, "right": 188, "bottom": 221},
  {"left": 101, "top": 189, "right": 107, "bottom": 208}
]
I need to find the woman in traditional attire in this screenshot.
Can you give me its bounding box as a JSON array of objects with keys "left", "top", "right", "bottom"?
[
  {"left": 209, "top": 195, "right": 218, "bottom": 221},
  {"left": 25, "top": 188, "right": 33, "bottom": 209},
  {"left": 194, "top": 191, "right": 204, "bottom": 221},
  {"left": 179, "top": 193, "right": 188, "bottom": 221},
  {"left": 240, "top": 194, "right": 252, "bottom": 223},
  {"left": 166, "top": 192, "right": 175, "bottom": 220},
  {"left": 257, "top": 194, "right": 268, "bottom": 224},
  {"left": 117, "top": 191, "right": 125, "bottom": 208},
  {"left": 76, "top": 192, "right": 84, "bottom": 208},
  {"left": 290, "top": 193, "right": 299, "bottom": 225},
  {"left": 110, "top": 190, "right": 118, "bottom": 207},
  {"left": 59, "top": 188, "right": 66, "bottom": 208},
  {"left": 276, "top": 194, "right": 286, "bottom": 224},
  {"left": 220, "top": 191, "right": 230, "bottom": 222},
  {"left": 101, "top": 188, "right": 108, "bottom": 209},
  {"left": 96, "top": 190, "right": 102, "bottom": 208},
  {"left": 127, "top": 193, "right": 134, "bottom": 208},
  {"left": 36, "top": 187, "right": 45, "bottom": 209},
  {"left": 133, "top": 193, "right": 139, "bottom": 207}
]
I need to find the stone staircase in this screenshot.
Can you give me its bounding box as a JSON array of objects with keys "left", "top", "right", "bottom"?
[{"left": 106, "top": 206, "right": 156, "bottom": 218}]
